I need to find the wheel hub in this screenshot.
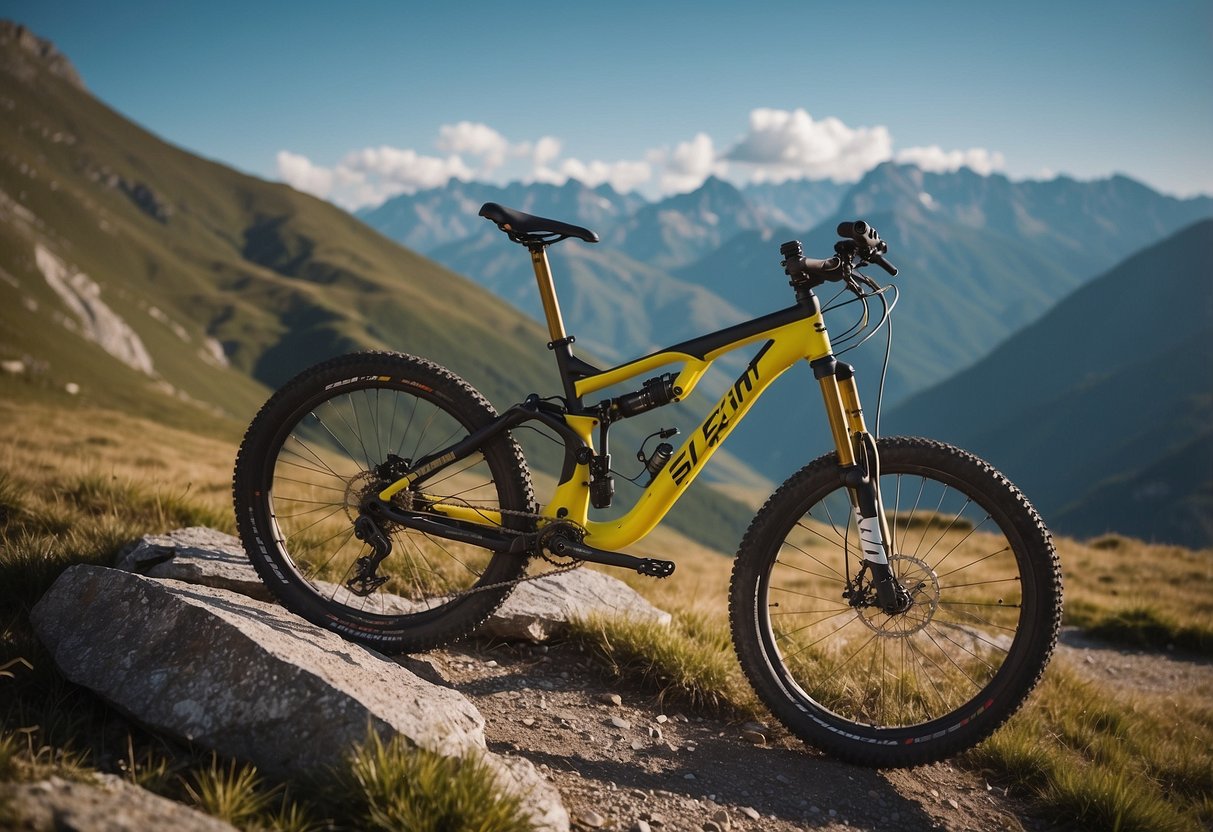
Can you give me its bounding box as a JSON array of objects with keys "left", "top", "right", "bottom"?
[{"left": 857, "top": 555, "right": 940, "bottom": 637}]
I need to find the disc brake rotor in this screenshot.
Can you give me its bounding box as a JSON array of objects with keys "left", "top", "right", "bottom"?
[{"left": 857, "top": 555, "right": 940, "bottom": 637}]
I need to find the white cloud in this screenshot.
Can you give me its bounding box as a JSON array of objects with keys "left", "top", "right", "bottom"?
[
  {"left": 655, "top": 133, "right": 725, "bottom": 193},
  {"left": 536, "top": 158, "right": 652, "bottom": 193},
  {"left": 531, "top": 136, "right": 562, "bottom": 167},
  {"left": 436, "top": 121, "right": 511, "bottom": 171},
  {"left": 276, "top": 150, "right": 335, "bottom": 198},
  {"left": 725, "top": 108, "right": 893, "bottom": 183},
  {"left": 894, "top": 145, "right": 1006, "bottom": 175},
  {"left": 277, "top": 112, "right": 1010, "bottom": 209}
]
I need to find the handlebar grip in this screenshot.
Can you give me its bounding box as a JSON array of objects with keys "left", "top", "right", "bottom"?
[{"left": 869, "top": 253, "right": 898, "bottom": 276}]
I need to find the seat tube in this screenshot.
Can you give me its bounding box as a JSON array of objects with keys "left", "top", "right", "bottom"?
[{"left": 529, "top": 245, "right": 568, "bottom": 342}]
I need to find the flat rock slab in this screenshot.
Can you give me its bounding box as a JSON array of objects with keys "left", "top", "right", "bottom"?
[
  {"left": 490, "top": 568, "right": 672, "bottom": 641},
  {"left": 116, "top": 527, "right": 671, "bottom": 642},
  {"left": 1, "top": 774, "right": 238, "bottom": 832},
  {"left": 30, "top": 565, "right": 567, "bottom": 832},
  {"left": 115, "top": 526, "right": 274, "bottom": 602}
]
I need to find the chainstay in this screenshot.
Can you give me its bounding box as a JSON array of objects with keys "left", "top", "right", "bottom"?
[{"left": 402, "top": 502, "right": 586, "bottom": 601}]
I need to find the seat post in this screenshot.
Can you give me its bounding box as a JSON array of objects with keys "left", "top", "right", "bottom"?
[{"left": 529, "top": 245, "right": 568, "bottom": 343}]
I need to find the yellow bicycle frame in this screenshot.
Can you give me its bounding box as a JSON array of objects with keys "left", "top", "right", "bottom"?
[
  {"left": 381, "top": 243, "right": 872, "bottom": 555},
  {"left": 553, "top": 316, "right": 834, "bottom": 549}
]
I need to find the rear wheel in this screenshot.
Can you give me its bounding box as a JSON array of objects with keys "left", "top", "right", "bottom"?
[
  {"left": 233, "top": 351, "right": 534, "bottom": 653},
  {"left": 729, "top": 436, "right": 1062, "bottom": 766}
]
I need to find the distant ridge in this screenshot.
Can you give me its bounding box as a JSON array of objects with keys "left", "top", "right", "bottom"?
[{"left": 888, "top": 220, "right": 1213, "bottom": 547}]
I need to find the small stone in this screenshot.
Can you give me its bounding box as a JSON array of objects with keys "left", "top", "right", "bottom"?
[
  {"left": 522, "top": 717, "right": 536, "bottom": 727},
  {"left": 648, "top": 726, "right": 663, "bottom": 741},
  {"left": 484, "top": 660, "right": 498, "bottom": 668},
  {"left": 633, "top": 822, "right": 652, "bottom": 832},
  {"left": 610, "top": 716, "right": 632, "bottom": 730},
  {"left": 655, "top": 714, "right": 668, "bottom": 724},
  {"left": 703, "top": 823, "right": 722, "bottom": 832},
  {"left": 580, "top": 809, "right": 607, "bottom": 828},
  {"left": 930, "top": 788, "right": 940, "bottom": 799},
  {"left": 809, "top": 806, "right": 821, "bottom": 814},
  {"left": 631, "top": 739, "right": 645, "bottom": 751},
  {"left": 740, "top": 806, "right": 760, "bottom": 820},
  {"left": 828, "top": 808, "right": 837, "bottom": 817},
  {"left": 684, "top": 772, "right": 697, "bottom": 780},
  {"left": 775, "top": 774, "right": 790, "bottom": 785},
  {"left": 598, "top": 692, "right": 623, "bottom": 706},
  {"left": 740, "top": 730, "right": 766, "bottom": 745},
  {"left": 712, "top": 807, "right": 730, "bottom": 826},
  {"left": 947, "top": 798, "right": 960, "bottom": 810}
]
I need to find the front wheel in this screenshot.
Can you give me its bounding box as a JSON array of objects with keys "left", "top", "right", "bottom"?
[{"left": 729, "top": 436, "right": 1062, "bottom": 767}]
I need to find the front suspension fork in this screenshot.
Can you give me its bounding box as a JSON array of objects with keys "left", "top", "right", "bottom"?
[{"left": 812, "top": 357, "right": 909, "bottom": 614}]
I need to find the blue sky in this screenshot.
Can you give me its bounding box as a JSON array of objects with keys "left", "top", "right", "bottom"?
[{"left": 8, "top": 1, "right": 1212, "bottom": 206}]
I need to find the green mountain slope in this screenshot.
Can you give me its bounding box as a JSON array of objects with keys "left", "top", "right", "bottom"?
[
  {"left": 0, "top": 21, "right": 759, "bottom": 549},
  {"left": 0, "top": 23, "right": 560, "bottom": 422},
  {"left": 888, "top": 220, "right": 1213, "bottom": 546}
]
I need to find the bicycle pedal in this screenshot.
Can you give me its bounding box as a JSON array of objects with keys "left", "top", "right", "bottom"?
[{"left": 637, "top": 558, "right": 675, "bottom": 578}]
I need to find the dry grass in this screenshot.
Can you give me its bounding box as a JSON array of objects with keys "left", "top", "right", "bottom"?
[
  {"left": 1061, "top": 533, "right": 1213, "bottom": 653},
  {"left": 3, "top": 396, "right": 1212, "bottom": 830}
]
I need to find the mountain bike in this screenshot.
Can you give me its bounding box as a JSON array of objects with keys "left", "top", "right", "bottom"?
[{"left": 233, "top": 202, "right": 1062, "bottom": 767}]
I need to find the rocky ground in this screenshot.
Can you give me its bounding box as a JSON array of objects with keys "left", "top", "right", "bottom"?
[
  {"left": 404, "top": 627, "right": 1213, "bottom": 832},
  {"left": 404, "top": 641, "right": 1042, "bottom": 832}
]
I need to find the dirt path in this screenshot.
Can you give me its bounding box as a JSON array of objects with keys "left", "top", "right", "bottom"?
[
  {"left": 403, "top": 641, "right": 1053, "bottom": 832},
  {"left": 1055, "top": 627, "right": 1213, "bottom": 697}
]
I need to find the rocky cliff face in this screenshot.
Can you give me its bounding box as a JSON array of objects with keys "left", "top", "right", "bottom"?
[{"left": 0, "top": 21, "right": 86, "bottom": 91}]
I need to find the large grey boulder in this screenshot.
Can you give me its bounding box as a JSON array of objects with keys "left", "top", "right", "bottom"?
[
  {"left": 0, "top": 775, "right": 238, "bottom": 832},
  {"left": 30, "top": 565, "right": 567, "bottom": 832},
  {"left": 117, "top": 527, "right": 671, "bottom": 642}
]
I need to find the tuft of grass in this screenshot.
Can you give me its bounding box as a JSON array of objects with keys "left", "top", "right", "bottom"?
[
  {"left": 0, "top": 731, "right": 18, "bottom": 781},
  {"left": 337, "top": 732, "right": 531, "bottom": 832},
  {"left": 967, "top": 663, "right": 1213, "bottom": 832},
  {"left": 1067, "top": 601, "right": 1213, "bottom": 655},
  {"left": 183, "top": 757, "right": 279, "bottom": 829},
  {"left": 566, "top": 611, "right": 758, "bottom": 718}
]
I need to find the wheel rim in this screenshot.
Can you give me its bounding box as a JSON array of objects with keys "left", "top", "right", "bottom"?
[
  {"left": 263, "top": 383, "right": 516, "bottom": 619},
  {"left": 761, "top": 465, "right": 1028, "bottom": 732}
]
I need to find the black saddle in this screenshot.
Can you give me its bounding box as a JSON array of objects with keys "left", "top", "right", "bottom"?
[{"left": 479, "top": 202, "right": 599, "bottom": 246}]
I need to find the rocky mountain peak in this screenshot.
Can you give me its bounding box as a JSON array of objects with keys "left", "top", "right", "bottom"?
[{"left": 0, "top": 20, "right": 86, "bottom": 91}]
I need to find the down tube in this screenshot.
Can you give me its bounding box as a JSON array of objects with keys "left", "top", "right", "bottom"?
[{"left": 583, "top": 327, "right": 816, "bottom": 551}]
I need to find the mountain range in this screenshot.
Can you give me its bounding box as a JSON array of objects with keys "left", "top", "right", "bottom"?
[{"left": 360, "top": 154, "right": 1213, "bottom": 508}]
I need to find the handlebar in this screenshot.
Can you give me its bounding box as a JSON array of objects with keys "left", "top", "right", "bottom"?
[{"left": 780, "top": 219, "right": 899, "bottom": 287}]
